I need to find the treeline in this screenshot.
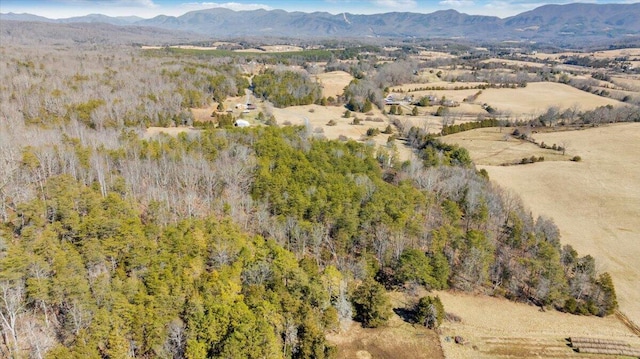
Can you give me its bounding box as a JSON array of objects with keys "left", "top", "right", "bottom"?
[
  {"left": 158, "top": 47, "right": 335, "bottom": 65},
  {"left": 402, "top": 126, "right": 473, "bottom": 167},
  {"left": 441, "top": 118, "right": 501, "bottom": 136},
  {"left": 510, "top": 105, "right": 640, "bottom": 128}
]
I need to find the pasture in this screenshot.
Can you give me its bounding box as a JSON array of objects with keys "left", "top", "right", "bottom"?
[
  {"left": 475, "top": 82, "right": 623, "bottom": 117},
  {"left": 444, "top": 123, "right": 640, "bottom": 329},
  {"left": 313, "top": 71, "right": 354, "bottom": 99},
  {"left": 437, "top": 290, "right": 640, "bottom": 359},
  {"left": 442, "top": 127, "right": 570, "bottom": 165},
  {"left": 390, "top": 82, "right": 623, "bottom": 119}
]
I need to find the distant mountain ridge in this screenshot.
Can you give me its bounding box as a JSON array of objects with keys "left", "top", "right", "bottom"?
[{"left": 2, "top": 3, "right": 640, "bottom": 45}]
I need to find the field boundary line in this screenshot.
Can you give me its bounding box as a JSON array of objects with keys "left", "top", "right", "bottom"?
[{"left": 615, "top": 310, "right": 640, "bottom": 338}]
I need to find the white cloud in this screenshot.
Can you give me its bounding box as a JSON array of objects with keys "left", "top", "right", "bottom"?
[
  {"left": 481, "top": 1, "right": 558, "bottom": 17},
  {"left": 372, "top": 0, "right": 418, "bottom": 9},
  {"left": 438, "top": 0, "right": 475, "bottom": 7},
  {"left": 62, "top": 0, "right": 158, "bottom": 7},
  {"left": 181, "top": 2, "right": 272, "bottom": 12}
]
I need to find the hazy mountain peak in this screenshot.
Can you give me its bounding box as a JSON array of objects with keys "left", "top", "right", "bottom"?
[{"left": 2, "top": 3, "right": 639, "bottom": 46}]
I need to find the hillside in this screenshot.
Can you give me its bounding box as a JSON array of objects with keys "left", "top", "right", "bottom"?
[{"left": 2, "top": 3, "right": 640, "bottom": 46}]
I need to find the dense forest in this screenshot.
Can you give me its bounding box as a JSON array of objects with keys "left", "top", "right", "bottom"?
[{"left": 0, "top": 42, "right": 620, "bottom": 358}]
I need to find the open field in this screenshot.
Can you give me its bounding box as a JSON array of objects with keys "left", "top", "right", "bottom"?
[
  {"left": 234, "top": 45, "right": 304, "bottom": 53},
  {"left": 591, "top": 48, "right": 640, "bottom": 60},
  {"left": 270, "top": 104, "right": 387, "bottom": 139},
  {"left": 612, "top": 76, "right": 640, "bottom": 92},
  {"left": 481, "top": 58, "right": 549, "bottom": 68},
  {"left": 531, "top": 48, "right": 640, "bottom": 61},
  {"left": 443, "top": 127, "right": 570, "bottom": 165},
  {"left": 457, "top": 123, "right": 640, "bottom": 328},
  {"left": 476, "top": 82, "right": 623, "bottom": 117},
  {"left": 312, "top": 71, "right": 353, "bottom": 99},
  {"left": 327, "top": 292, "right": 444, "bottom": 359},
  {"left": 331, "top": 287, "right": 640, "bottom": 359},
  {"left": 390, "top": 82, "right": 624, "bottom": 119},
  {"left": 437, "top": 290, "right": 640, "bottom": 359}
]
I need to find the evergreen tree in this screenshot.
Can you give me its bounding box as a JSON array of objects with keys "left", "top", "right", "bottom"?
[
  {"left": 351, "top": 278, "right": 391, "bottom": 328},
  {"left": 414, "top": 296, "right": 445, "bottom": 329}
]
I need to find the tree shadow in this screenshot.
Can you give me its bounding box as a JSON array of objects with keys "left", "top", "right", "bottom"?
[{"left": 393, "top": 307, "right": 416, "bottom": 324}]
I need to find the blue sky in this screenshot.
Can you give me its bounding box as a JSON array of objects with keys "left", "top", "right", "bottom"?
[{"left": 0, "top": 0, "right": 636, "bottom": 19}]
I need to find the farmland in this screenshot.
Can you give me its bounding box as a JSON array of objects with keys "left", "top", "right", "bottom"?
[
  {"left": 2, "top": 14, "right": 640, "bottom": 358},
  {"left": 471, "top": 123, "right": 640, "bottom": 327}
]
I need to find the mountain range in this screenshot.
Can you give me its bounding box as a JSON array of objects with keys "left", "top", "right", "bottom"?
[{"left": 2, "top": 3, "right": 640, "bottom": 46}]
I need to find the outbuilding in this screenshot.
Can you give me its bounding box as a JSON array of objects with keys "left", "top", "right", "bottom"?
[{"left": 234, "top": 119, "right": 250, "bottom": 127}]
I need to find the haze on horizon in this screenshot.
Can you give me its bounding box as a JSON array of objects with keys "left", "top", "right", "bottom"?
[{"left": 1, "top": 0, "right": 636, "bottom": 20}]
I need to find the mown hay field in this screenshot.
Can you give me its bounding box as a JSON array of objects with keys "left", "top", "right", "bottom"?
[
  {"left": 444, "top": 123, "right": 640, "bottom": 328},
  {"left": 313, "top": 71, "right": 354, "bottom": 99},
  {"left": 473, "top": 82, "right": 623, "bottom": 117},
  {"left": 391, "top": 82, "right": 623, "bottom": 118},
  {"left": 443, "top": 127, "right": 570, "bottom": 165},
  {"left": 436, "top": 290, "right": 640, "bottom": 359}
]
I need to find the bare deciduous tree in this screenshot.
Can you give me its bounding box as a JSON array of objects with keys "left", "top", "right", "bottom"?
[{"left": 0, "top": 280, "right": 26, "bottom": 358}]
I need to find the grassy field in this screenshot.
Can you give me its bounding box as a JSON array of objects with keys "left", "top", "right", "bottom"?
[
  {"left": 443, "top": 127, "right": 570, "bottom": 165},
  {"left": 476, "top": 82, "right": 622, "bottom": 117},
  {"left": 437, "top": 290, "right": 640, "bottom": 359},
  {"left": 390, "top": 81, "right": 624, "bottom": 118},
  {"left": 443, "top": 123, "right": 640, "bottom": 329},
  {"left": 312, "top": 71, "right": 353, "bottom": 99},
  {"left": 330, "top": 286, "right": 640, "bottom": 359},
  {"left": 531, "top": 48, "right": 640, "bottom": 62}
]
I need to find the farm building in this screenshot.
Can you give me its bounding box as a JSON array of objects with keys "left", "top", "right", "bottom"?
[{"left": 234, "top": 119, "right": 250, "bottom": 127}]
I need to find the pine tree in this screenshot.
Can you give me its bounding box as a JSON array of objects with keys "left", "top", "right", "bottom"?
[{"left": 351, "top": 278, "right": 391, "bottom": 328}]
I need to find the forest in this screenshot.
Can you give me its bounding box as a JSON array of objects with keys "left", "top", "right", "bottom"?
[{"left": 0, "top": 41, "right": 620, "bottom": 358}]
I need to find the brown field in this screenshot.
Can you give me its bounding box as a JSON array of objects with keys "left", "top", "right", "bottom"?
[
  {"left": 259, "top": 45, "right": 303, "bottom": 52},
  {"left": 331, "top": 286, "right": 640, "bottom": 359},
  {"left": 592, "top": 48, "right": 640, "bottom": 59},
  {"left": 437, "top": 290, "right": 640, "bottom": 359},
  {"left": 529, "top": 48, "right": 640, "bottom": 62},
  {"left": 270, "top": 104, "right": 386, "bottom": 139},
  {"left": 443, "top": 123, "right": 640, "bottom": 329},
  {"left": 612, "top": 76, "right": 640, "bottom": 92},
  {"left": 443, "top": 127, "right": 570, "bottom": 165},
  {"left": 312, "top": 71, "right": 353, "bottom": 99},
  {"left": 234, "top": 45, "right": 303, "bottom": 53},
  {"left": 389, "top": 82, "right": 623, "bottom": 119},
  {"left": 476, "top": 82, "right": 623, "bottom": 117},
  {"left": 270, "top": 105, "right": 415, "bottom": 161},
  {"left": 481, "top": 58, "right": 548, "bottom": 68},
  {"left": 170, "top": 45, "right": 217, "bottom": 50},
  {"left": 327, "top": 291, "right": 444, "bottom": 359},
  {"left": 417, "top": 50, "right": 457, "bottom": 59}
]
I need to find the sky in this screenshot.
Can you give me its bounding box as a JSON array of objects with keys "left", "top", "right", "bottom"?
[{"left": 0, "top": 0, "right": 637, "bottom": 19}]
